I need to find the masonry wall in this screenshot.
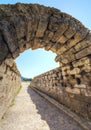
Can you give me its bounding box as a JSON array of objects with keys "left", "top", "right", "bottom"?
[
  {"left": 31, "top": 56, "right": 91, "bottom": 119},
  {"left": 0, "top": 58, "right": 21, "bottom": 120},
  {"left": 0, "top": 3, "right": 91, "bottom": 121}
]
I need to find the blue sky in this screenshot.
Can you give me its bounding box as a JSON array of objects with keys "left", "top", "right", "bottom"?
[{"left": 0, "top": 0, "right": 91, "bottom": 78}]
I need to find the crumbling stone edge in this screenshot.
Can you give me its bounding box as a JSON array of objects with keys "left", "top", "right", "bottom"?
[{"left": 31, "top": 86, "right": 91, "bottom": 130}]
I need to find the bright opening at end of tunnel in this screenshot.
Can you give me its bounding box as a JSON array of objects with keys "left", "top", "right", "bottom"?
[{"left": 15, "top": 48, "right": 59, "bottom": 78}]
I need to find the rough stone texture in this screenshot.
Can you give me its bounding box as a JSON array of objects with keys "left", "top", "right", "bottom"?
[
  {"left": 30, "top": 65, "right": 91, "bottom": 119},
  {"left": 0, "top": 3, "right": 90, "bottom": 62},
  {"left": 0, "top": 58, "right": 21, "bottom": 120},
  {"left": 0, "top": 3, "right": 91, "bottom": 121}
]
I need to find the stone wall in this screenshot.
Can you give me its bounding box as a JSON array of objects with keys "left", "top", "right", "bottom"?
[
  {"left": 0, "top": 58, "right": 21, "bottom": 120},
  {"left": 31, "top": 57, "right": 91, "bottom": 119},
  {"left": 0, "top": 3, "right": 91, "bottom": 120}
]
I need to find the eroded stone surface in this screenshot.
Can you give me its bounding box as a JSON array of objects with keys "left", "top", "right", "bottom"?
[
  {"left": 0, "top": 58, "right": 21, "bottom": 119},
  {"left": 30, "top": 65, "right": 91, "bottom": 119},
  {"left": 0, "top": 3, "right": 91, "bottom": 121},
  {"left": 0, "top": 3, "right": 90, "bottom": 62}
]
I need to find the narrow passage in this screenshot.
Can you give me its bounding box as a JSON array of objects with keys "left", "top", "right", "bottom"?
[{"left": 0, "top": 82, "right": 83, "bottom": 130}]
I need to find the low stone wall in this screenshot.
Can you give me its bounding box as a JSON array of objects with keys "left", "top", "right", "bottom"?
[
  {"left": 31, "top": 56, "right": 91, "bottom": 119},
  {"left": 0, "top": 58, "right": 21, "bottom": 120}
]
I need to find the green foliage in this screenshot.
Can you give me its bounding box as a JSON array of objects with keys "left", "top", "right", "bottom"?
[
  {"left": 10, "top": 99, "right": 15, "bottom": 107},
  {"left": 10, "top": 85, "right": 22, "bottom": 107},
  {"left": 21, "top": 76, "right": 32, "bottom": 81},
  {"left": 16, "top": 85, "right": 22, "bottom": 95}
]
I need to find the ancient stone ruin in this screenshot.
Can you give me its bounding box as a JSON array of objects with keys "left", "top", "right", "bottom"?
[{"left": 0, "top": 3, "right": 91, "bottom": 120}]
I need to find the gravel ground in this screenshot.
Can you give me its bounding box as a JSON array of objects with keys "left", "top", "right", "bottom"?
[{"left": 0, "top": 82, "right": 83, "bottom": 130}]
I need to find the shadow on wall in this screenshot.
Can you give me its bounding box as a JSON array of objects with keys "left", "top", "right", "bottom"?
[{"left": 27, "top": 86, "right": 82, "bottom": 130}]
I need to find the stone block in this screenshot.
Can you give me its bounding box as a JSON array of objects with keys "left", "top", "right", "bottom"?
[
  {"left": 75, "top": 46, "right": 91, "bottom": 59},
  {"left": 36, "top": 15, "right": 48, "bottom": 37},
  {"left": 4, "top": 58, "right": 14, "bottom": 67},
  {"left": 69, "top": 68, "right": 80, "bottom": 75},
  {"left": 56, "top": 46, "right": 67, "bottom": 55},
  {"left": 66, "top": 87, "right": 80, "bottom": 95},
  {"left": 64, "top": 27, "right": 76, "bottom": 39},
  {"left": 12, "top": 49, "right": 20, "bottom": 59},
  {"left": 46, "top": 31, "right": 54, "bottom": 40},
  {"left": 57, "top": 35, "right": 68, "bottom": 44},
  {"left": 81, "top": 65, "right": 91, "bottom": 72},
  {"left": 53, "top": 23, "right": 68, "bottom": 41},
  {"left": 72, "top": 57, "right": 90, "bottom": 68},
  {"left": 74, "top": 40, "right": 89, "bottom": 52}
]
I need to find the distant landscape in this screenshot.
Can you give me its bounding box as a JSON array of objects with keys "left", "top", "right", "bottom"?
[{"left": 21, "top": 76, "right": 32, "bottom": 81}]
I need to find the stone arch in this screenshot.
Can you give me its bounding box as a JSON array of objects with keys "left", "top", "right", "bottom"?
[
  {"left": 0, "top": 3, "right": 90, "bottom": 63},
  {"left": 0, "top": 3, "right": 91, "bottom": 119}
]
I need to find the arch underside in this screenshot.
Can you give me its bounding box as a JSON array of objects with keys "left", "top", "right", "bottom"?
[
  {"left": 0, "top": 3, "right": 90, "bottom": 63},
  {"left": 0, "top": 3, "right": 91, "bottom": 119}
]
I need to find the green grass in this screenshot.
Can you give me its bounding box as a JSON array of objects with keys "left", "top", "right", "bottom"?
[
  {"left": 16, "top": 85, "right": 22, "bottom": 95},
  {"left": 10, "top": 85, "right": 22, "bottom": 107}
]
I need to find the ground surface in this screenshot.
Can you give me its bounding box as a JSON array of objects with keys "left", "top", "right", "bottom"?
[{"left": 0, "top": 82, "right": 83, "bottom": 130}]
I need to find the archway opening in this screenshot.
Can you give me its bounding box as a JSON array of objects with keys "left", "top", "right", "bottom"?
[
  {"left": 15, "top": 48, "right": 59, "bottom": 78},
  {"left": 0, "top": 3, "right": 91, "bottom": 120}
]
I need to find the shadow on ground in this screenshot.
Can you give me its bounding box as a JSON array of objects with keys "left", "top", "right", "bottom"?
[{"left": 27, "top": 86, "right": 83, "bottom": 130}]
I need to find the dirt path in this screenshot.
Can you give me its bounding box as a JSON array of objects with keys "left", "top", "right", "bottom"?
[{"left": 0, "top": 82, "right": 83, "bottom": 130}]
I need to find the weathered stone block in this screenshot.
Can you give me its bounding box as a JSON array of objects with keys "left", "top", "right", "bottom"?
[
  {"left": 36, "top": 15, "right": 48, "bottom": 38},
  {"left": 75, "top": 46, "right": 91, "bottom": 59},
  {"left": 70, "top": 68, "right": 80, "bottom": 75},
  {"left": 66, "top": 87, "right": 80, "bottom": 95},
  {"left": 0, "top": 62, "right": 6, "bottom": 73},
  {"left": 64, "top": 27, "right": 76, "bottom": 39},
  {"left": 57, "top": 35, "right": 68, "bottom": 44}
]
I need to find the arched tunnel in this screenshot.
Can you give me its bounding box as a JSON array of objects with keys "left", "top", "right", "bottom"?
[{"left": 0, "top": 3, "right": 91, "bottom": 120}]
